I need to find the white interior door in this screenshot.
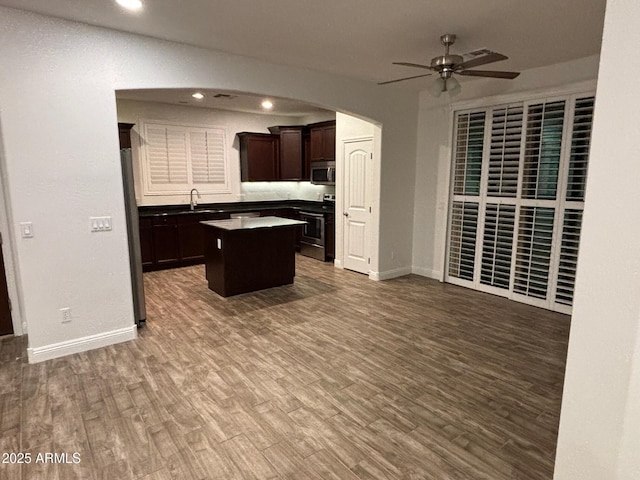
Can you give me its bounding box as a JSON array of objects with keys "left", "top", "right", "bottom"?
[{"left": 342, "top": 138, "right": 373, "bottom": 274}]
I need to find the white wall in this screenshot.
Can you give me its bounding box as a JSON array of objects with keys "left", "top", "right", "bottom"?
[
  {"left": 117, "top": 99, "right": 334, "bottom": 205},
  {"left": 0, "top": 7, "right": 418, "bottom": 360},
  {"left": 412, "top": 55, "right": 601, "bottom": 279},
  {"left": 554, "top": 0, "right": 640, "bottom": 478}
]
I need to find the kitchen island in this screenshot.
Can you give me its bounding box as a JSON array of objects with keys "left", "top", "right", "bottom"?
[{"left": 201, "top": 216, "right": 306, "bottom": 297}]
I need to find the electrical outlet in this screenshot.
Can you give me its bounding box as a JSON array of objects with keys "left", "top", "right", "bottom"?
[{"left": 60, "top": 307, "right": 71, "bottom": 323}]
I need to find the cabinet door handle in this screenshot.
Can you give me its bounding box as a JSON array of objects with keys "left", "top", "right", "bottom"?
[{"left": 343, "top": 212, "right": 349, "bottom": 217}]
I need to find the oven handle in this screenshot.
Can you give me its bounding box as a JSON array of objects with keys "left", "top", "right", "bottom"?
[{"left": 300, "top": 211, "right": 324, "bottom": 219}]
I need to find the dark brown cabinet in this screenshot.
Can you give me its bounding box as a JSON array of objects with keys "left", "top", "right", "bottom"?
[
  {"left": 277, "top": 126, "right": 305, "bottom": 180},
  {"left": 152, "top": 216, "right": 179, "bottom": 266},
  {"left": 178, "top": 213, "right": 206, "bottom": 262},
  {"left": 325, "top": 212, "right": 335, "bottom": 260},
  {"left": 118, "top": 122, "right": 135, "bottom": 149},
  {"left": 309, "top": 121, "right": 336, "bottom": 163},
  {"left": 142, "top": 211, "right": 232, "bottom": 271},
  {"left": 238, "top": 132, "right": 279, "bottom": 181},
  {"left": 139, "top": 217, "right": 154, "bottom": 269}
]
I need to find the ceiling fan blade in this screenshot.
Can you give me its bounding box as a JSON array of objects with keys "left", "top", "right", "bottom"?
[
  {"left": 457, "top": 70, "right": 520, "bottom": 79},
  {"left": 392, "top": 62, "right": 434, "bottom": 71},
  {"left": 378, "top": 73, "right": 433, "bottom": 85},
  {"left": 456, "top": 52, "right": 508, "bottom": 70}
]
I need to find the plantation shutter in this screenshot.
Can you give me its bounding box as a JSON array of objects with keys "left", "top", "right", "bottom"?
[
  {"left": 448, "top": 111, "right": 484, "bottom": 284},
  {"left": 445, "top": 93, "right": 594, "bottom": 314},
  {"left": 146, "top": 124, "right": 189, "bottom": 189},
  {"left": 480, "top": 204, "right": 515, "bottom": 289},
  {"left": 141, "top": 121, "right": 229, "bottom": 195},
  {"left": 190, "top": 128, "right": 228, "bottom": 187},
  {"left": 448, "top": 202, "right": 479, "bottom": 281},
  {"left": 552, "top": 95, "right": 594, "bottom": 309},
  {"left": 566, "top": 97, "right": 594, "bottom": 201},
  {"left": 453, "top": 112, "right": 485, "bottom": 196},
  {"left": 555, "top": 210, "right": 583, "bottom": 306},
  {"left": 488, "top": 105, "right": 523, "bottom": 197},
  {"left": 514, "top": 206, "right": 555, "bottom": 299},
  {"left": 522, "top": 101, "right": 565, "bottom": 200}
]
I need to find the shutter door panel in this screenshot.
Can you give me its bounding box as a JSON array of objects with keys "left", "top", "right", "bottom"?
[
  {"left": 555, "top": 209, "right": 583, "bottom": 306},
  {"left": 488, "top": 105, "right": 523, "bottom": 197},
  {"left": 453, "top": 112, "right": 485, "bottom": 196},
  {"left": 480, "top": 204, "right": 515, "bottom": 289},
  {"left": 522, "top": 101, "right": 565, "bottom": 200},
  {"left": 191, "top": 128, "right": 227, "bottom": 186},
  {"left": 448, "top": 202, "right": 479, "bottom": 281},
  {"left": 146, "top": 125, "right": 189, "bottom": 187},
  {"left": 567, "top": 97, "right": 594, "bottom": 201},
  {"left": 445, "top": 94, "right": 591, "bottom": 313},
  {"left": 514, "top": 206, "right": 555, "bottom": 300}
]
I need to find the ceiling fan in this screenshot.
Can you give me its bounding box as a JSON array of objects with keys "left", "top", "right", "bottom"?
[{"left": 379, "top": 34, "right": 520, "bottom": 96}]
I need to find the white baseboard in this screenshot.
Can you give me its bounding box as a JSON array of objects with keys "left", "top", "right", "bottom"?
[
  {"left": 27, "top": 325, "right": 137, "bottom": 364},
  {"left": 370, "top": 266, "right": 413, "bottom": 281},
  {"left": 411, "top": 267, "right": 442, "bottom": 280}
]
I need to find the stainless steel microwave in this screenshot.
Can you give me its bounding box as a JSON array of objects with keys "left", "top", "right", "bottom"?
[{"left": 310, "top": 161, "right": 336, "bottom": 185}]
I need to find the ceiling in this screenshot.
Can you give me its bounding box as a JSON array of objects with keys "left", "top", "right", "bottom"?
[
  {"left": 116, "top": 89, "right": 333, "bottom": 117},
  {"left": 0, "top": 0, "right": 606, "bottom": 90}
]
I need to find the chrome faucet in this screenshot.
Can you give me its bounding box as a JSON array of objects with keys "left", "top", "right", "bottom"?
[{"left": 190, "top": 188, "right": 201, "bottom": 211}]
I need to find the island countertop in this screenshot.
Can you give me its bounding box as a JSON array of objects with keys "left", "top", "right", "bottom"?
[{"left": 201, "top": 216, "right": 306, "bottom": 231}]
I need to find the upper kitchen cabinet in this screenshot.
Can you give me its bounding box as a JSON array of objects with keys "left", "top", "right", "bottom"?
[
  {"left": 118, "top": 123, "right": 135, "bottom": 149},
  {"left": 238, "top": 132, "right": 279, "bottom": 182},
  {"left": 269, "top": 125, "right": 306, "bottom": 181},
  {"left": 309, "top": 121, "right": 336, "bottom": 163}
]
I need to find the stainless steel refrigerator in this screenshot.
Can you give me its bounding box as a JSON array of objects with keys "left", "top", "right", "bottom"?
[{"left": 120, "top": 148, "right": 146, "bottom": 326}]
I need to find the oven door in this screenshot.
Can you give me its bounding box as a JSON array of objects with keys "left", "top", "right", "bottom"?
[
  {"left": 299, "top": 211, "right": 326, "bottom": 260},
  {"left": 300, "top": 212, "right": 325, "bottom": 244}
]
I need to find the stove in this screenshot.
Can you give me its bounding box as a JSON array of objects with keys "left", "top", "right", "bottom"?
[{"left": 299, "top": 193, "right": 335, "bottom": 261}]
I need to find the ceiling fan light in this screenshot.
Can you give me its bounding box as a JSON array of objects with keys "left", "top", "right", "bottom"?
[
  {"left": 430, "top": 77, "right": 446, "bottom": 97},
  {"left": 446, "top": 77, "right": 461, "bottom": 96}
]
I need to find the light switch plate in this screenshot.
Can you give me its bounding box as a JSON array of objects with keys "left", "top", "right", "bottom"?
[
  {"left": 90, "top": 216, "right": 112, "bottom": 232},
  {"left": 20, "top": 222, "right": 34, "bottom": 238}
]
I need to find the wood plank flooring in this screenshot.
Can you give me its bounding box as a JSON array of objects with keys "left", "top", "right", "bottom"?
[{"left": 0, "top": 255, "right": 570, "bottom": 479}]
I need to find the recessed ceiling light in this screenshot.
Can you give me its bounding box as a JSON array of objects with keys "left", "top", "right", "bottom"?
[
  {"left": 116, "top": 0, "right": 143, "bottom": 11},
  {"left": 192, "top": 92, "right": 205, "bottom": 100},
  {"left": 261, "top": 100, "right": 274, "bottom": 110}
]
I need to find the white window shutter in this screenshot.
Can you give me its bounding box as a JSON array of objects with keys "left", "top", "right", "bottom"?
[
  {"left": 453, "top": 112, "right": 485, "bottom": 196},
  {"left": 141, "top": 121, "right": 230, "bottom": 195},
  {"left": 514, "top": 206, "right": 555, "bottom": 300},
  {"left": 522, "top": 101, "right": 565, "bottom": 200},
  {"left": 554, "top": 209, "right": 583, "bottom": 306},
  {"left": 566, "top": 97, "right": 594, "bottom": 201},
  {"left": 488, "top": 105, "right": 523, "bottom": 197},
  {"left": 448, "top": 201, "right": 479, "bottom": 281},
  {"left": 146, "top": 125, "right": 189, "bottom": 187},
  {"left": 445, "top": 93, "right": 594, "bottom": 314},
  {"left": 190, "top": 128, "right": 228, "bottom": 188},
  {"left": 480, "top": 203, "right": 515, "bottom": 289}
]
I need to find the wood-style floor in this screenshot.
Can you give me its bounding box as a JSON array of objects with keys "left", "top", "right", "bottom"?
[{"left": 0, "top": 255, "right": 570, "bottom": 479}]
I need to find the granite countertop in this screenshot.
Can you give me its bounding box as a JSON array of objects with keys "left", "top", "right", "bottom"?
[
  {"left": 138, "top": 200, "right": 332, "bottom": 217},
  {"left": 201, "top": 216, "right": 306, "bottom": 231}
]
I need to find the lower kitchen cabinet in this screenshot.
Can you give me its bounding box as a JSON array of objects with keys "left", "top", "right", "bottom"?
[
  {"left": 152, "top": 216, "right": 179, "bottom": 266},
  {"left": 139, "top": 217, "right": 154, "bottom": 269},
  {"left": 142, "top": 211, "right": 231, "bottom": 271},
  {"left": 325, "top": 212, "right": 335, "bottom": 260},
  {"left": 178, "top": 213, "right": 206, "bottom": 262}
]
